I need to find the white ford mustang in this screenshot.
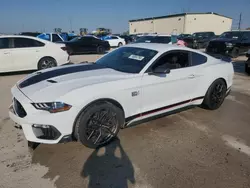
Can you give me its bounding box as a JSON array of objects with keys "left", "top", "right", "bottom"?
[{"left": 9, "top": 43, "right": 234, "bottom": 148}]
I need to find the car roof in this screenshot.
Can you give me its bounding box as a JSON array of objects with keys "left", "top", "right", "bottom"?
[
  {"left": 0, "top": 35, "right": 50, "bottom": 43},
  {"left": 125, "top": 43, "right": 191, "bottom": 52}
]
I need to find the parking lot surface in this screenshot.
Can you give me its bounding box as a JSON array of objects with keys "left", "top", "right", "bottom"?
[{"left": 0, "top": 55, "right": 250, "bottom": 188}]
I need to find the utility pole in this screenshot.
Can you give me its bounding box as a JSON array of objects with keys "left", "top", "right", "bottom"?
[
  {"left": 238, "top": 13, "right": 242, "bottom": 30},
  {"left": 69, "top": 17, "right": 73, "bottom": 32}
]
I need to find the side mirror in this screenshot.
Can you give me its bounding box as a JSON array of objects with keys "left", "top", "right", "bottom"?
[{"left": 149, "top": 65, "right": 171, "bottom": 75}]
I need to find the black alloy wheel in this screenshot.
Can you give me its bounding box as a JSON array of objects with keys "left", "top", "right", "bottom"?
[
  {"left": 75, "top": 102, "right": 123, "bottom": 148},
  {"left": 202, "top": 79, "right": 227, "bottom": 110},
  {"left": 210, "top": 82, "right": 226, "bottom": 107}
]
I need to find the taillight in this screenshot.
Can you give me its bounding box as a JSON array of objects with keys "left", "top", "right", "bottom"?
[{"left": 61, "top": 47, "right": 67, "bottom": 51}]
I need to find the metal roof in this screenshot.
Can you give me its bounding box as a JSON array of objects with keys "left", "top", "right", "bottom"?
[{"left": 129, "top": 12, "right": 232, "bottom": 22}]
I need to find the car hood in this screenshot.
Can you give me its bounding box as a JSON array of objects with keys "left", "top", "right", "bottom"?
[
  {"left": 17, "top": 63, "right": 133, "bottom": 102},
  {"left": 210, "top": 38, "right": 238, "bottom": 43}
]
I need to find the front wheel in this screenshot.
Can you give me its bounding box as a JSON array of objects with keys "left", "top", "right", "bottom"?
[
  {"left": 202, "top": 79, "right": 227, "bottom": 110},
  {"left": 74, "top": 102, "right": 124, "bottom": 148},
  {"left": 231, "top": 47, "right": 239, "bottom": 58},
  {"left": 118, "top": 42, "right": 123, "bottom": 47}
]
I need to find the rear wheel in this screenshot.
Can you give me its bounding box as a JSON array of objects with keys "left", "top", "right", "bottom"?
[
  {"left": 202, "top": 79, "right": 227, "bottom": 110},
  {"left": 38, "top": 57, "right": 57, "bottom": 70},
  {"left": 118, "top": 42, "right": 123, "bottom": 47},
  {"left": 74, "top": 102, "right": 124, "bottom": 148},
  {"left": 97, "top": 46, "right": 104, "bottom": 54}
]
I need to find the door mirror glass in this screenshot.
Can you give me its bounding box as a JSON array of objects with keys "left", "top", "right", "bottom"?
[{"left": 150, "top": 65, "right": 171, "bottom": 75}]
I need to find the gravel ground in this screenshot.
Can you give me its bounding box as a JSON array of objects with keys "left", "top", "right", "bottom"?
[{"left": 0, "top": 54, "right": 250, "bottom": 188}]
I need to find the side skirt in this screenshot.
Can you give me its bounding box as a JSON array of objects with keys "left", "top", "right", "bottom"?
[{"left": 124, "top": 96, "right": 204, "bottom": 128}]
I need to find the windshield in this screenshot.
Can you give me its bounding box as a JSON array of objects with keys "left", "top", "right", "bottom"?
[
  {"left": 192, "top": 32, "right": 212, "bottom": 38},
  {"left": 69, "top": 36, "right": 81, "bottom": 42},
  {"left": 96, "top": 47, "right": 158, "bottom": 73},
  {"left": 219, "top": 32, "right": 242, "bottom": 39},
  {"left": 135, "top": 36, "right": 171, "bottom": 44}
]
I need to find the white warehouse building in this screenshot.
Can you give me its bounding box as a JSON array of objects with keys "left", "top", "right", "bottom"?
[{"left": 129, "top": 12, "right": 232, "bottom": 35}]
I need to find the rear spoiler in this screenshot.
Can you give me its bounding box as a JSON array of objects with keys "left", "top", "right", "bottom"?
[{"left": 206, "top": 52, "right": 232, "bottom": 62}]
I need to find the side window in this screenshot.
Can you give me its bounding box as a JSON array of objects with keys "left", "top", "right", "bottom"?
[
  {"left": 14, "top": 38, "right": 44, "bottom": 48},
  {"left": 0, "top": 38, "right": 9, "bottom": 49},
  {"left": 52, "top": 34, "right": 63, "bottom": 42},
  {"left": 152, "top": 51, "right": 190, "bottom": 70},
  {"left": 191, "top": 52, "right": 207, "bottom": 66},
  {"left": 37, "top": 33, "right": 51, "bottom": 41},
  {"left": 111, "top": 36, "right": 118, "bottom": 39},
  {"left": 242, "top": 32, "right": 250, "bottom": 41}
]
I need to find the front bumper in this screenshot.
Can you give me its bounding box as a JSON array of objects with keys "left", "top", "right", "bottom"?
[{"left": 9, "top": 85, "right": 77, "bottom": 144}]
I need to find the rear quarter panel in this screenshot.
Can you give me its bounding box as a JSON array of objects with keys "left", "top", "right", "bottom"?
[{"left": 197, "top": 57, "right": 234, "bottom": 97}]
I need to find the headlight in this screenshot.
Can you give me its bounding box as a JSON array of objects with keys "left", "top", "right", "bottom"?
[
  {"left": 32, "top": 102, "right": 72, "bottom": 113},
  {"left": 225, "top": 42, "right": 233, "bottom": 47}
]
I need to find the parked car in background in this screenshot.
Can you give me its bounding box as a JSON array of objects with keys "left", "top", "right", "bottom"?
[
  {"left": 59, "top": 32, "right": 78, "bottom": 41},
  {"left": 183, "top": 32, "right": 216, "bottom": 49},
  {"left": 37, "top": 33, "right": 65, "bottom": 43},
  {"left": 135, "top": 35, "right": 172, "bottom": 44},
  {"left": 177, "top": 34, "right": 192, "bottom": 40},
  {"left": 103, "top": 35, "right": 126, "bottom": 47},
  {"left": 245, "top": 49, "right": 250, "bottom": 74},
  {"left": 206, "top": 31, "right": 250, "bottom": 58},
  {"left": 19, "top": 32, "right": 42, "bottom": 37},
  {"left": 9, "top": 43, "right": 233, "bottom": 148},
  {"left": 61, "top": 36, "right": 110, "bottom": 55},
  {"left": 0, "top": 35, "right": 69, "bottom": 73},
  {"left": 119, "top": 35, "right": 135, "bottom": 44}
]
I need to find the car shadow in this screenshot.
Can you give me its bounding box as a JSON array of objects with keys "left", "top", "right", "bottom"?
[
  {"left": 0, "top": 70, "right": 34, "bottom": 76},
  {"left": 70, "top": 51, "right": 108, "bottom": 56},
  {"left": 81, "top": 138, "right": 135, "bottom": 188}
]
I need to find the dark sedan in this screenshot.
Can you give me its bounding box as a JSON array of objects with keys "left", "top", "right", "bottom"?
[{"left": 62, "top": 36, "right": 110, "bottom": 55}]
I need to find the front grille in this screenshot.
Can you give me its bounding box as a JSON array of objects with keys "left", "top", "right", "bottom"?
[
  {"left": 207, "top": 42, "right": 226, "bottom": 54},
  {"left": 13, "top": 98, "right": 27, "bottom": 118}
]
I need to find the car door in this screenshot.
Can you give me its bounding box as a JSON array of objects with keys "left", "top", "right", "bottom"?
[
  {"left": 0, "top": 38, "right": 13, "bottom": 72},
  {"left": 108, "top": 36, "right": 119, "bottom": 47},
  {"left": 140, "top": 50, "right": 203, "bottom": 114},
  {"left": 10, "top": 37, "right": 45, "bottom": 71}
]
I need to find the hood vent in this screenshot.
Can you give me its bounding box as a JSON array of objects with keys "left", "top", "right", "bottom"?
[{"left": 47, "top": 79, "right": 57, "bottom": 83}]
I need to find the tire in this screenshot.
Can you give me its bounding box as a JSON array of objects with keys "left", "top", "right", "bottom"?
[
  {"left": 202, "top": 79, "right": 227, "bottom": 110},
  {"left": 74, "top": 102, "right": 124, "bottom": 148},
  {"left": 118, "top": 42, "right": 123, "bottom": 47},
  {"left": 38, "top": 57, "right": 57, "bottom": 70},
  {"left": 245, "top": 61, "right": 250, "bottom": 75},
  {"left": 97, "top": 46, "right": 104, "bottom": 54},
  {"left": 231, "top": 47, "right": 239, "bottom": 58}
]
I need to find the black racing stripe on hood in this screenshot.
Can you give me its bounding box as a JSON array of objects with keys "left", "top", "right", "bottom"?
[{"left": 19, "top": 64, "right": 106, "bottom": 88}]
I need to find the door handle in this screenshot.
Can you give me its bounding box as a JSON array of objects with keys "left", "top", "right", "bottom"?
[
  {"left": 4, "top": 52, "right": 10, "bottom": 54},
  {"left": 188, "top": 74, "right": 195, "bottom": 79}
]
